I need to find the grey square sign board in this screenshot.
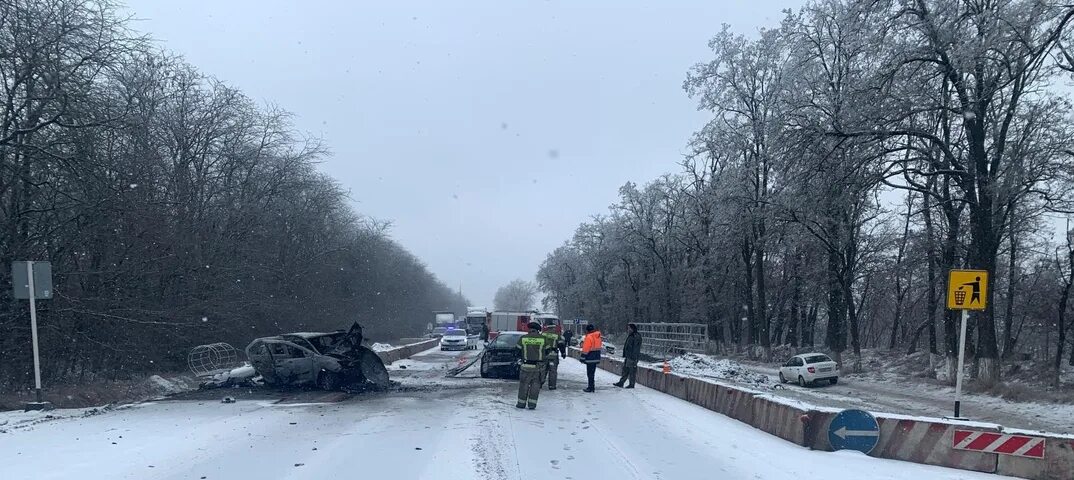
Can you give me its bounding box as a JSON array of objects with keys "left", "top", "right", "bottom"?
[{"left": 12, "top": 261, "right": 53, "bottom": 299}]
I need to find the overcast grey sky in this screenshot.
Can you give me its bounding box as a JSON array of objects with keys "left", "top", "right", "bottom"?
[{"left": 124, "top": 0, "right": 803, "bottom": 309}]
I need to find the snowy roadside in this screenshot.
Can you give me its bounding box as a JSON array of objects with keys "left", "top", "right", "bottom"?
[
  {"left": 0, "top": 343, "right": 451, "bottom": 434},
  {"left": 0, "top": 402, "right": 152, "bottom": 434},
  {"left": 639, "top": 352, "right": 1074, "bottom": 435},
  {"left": 0, "top": 372, "right": 199, "bottom": 413}
]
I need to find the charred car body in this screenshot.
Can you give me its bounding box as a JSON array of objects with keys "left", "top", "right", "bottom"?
[{"left": 245, "top": 322, "right": 389, "bottom": 391}]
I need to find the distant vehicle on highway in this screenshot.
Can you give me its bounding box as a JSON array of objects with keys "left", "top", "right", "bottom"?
[
  {"left": 480, "top": 331, "right": 526, "bottom": 379},
  {"left": 778, "top": 353, "right": 838, "bottom": 387},
  {"left": 425, "top": 326, "right": 449, "bottom": 339},
  {"left": 487, "top": 312, "right": 533, "bottom": 341},
  {"left": 432, "top": 311, "right": 456, "bottom": 332},
  {"left": 464, "top": 307, "right": 489, "bottom": 336},
  {"left": 440, "top": 328, "right": 476, "bottom": 351},
  {"left": 535, "top": 313, "right": 562, "bottom": 334}
]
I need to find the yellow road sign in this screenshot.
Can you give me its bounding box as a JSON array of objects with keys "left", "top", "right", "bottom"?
[{"left": 947, "top": 270, "right": 988, "bottom": 310}]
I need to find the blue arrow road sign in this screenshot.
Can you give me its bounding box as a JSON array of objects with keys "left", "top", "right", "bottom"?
[{"left": 828, "top": 409, "right": 880, "bottom": 454}]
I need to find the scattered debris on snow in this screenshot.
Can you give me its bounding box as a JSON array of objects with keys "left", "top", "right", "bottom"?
[
  {"left": 198, "top": 363, "right": 258, "bottom": 389},
  {"left": 146, "top": 375, "right": 197, "bottom": 396}
]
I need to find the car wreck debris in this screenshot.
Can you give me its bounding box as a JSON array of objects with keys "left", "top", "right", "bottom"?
[
  {"left": 188, "top": 343, "right": 242, "bottom": 377},
  {"left": 245, "top": 321, "right": 390, "bottom": 391}
]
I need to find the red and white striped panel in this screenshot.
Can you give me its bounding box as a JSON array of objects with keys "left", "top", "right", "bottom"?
[
  {"left": 872, "top": 418, "right": 996, "bottom": 472},
  {"left": 953, "top": 430, "right": 1046, "bottom": 459}
]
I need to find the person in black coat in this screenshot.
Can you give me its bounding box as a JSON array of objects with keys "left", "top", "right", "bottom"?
[{"left": 614, "top": 323, "right": 642, "bottom": 388}]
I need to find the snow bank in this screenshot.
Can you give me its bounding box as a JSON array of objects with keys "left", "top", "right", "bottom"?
[
  {"left": 371, "top": 342, "right": 394, "bottom": 352},
  {"left": 668, "top": 353, "right": 771, "bottom": 388}
]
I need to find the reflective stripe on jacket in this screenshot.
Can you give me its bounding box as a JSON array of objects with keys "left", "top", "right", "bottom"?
[
  {"left": 517, "top": 332, "right": 548, "bottom": 363},
  {"left": 542, "top": 332, "right": 561, "bottom": 353},
  {"left": 581, "top": 330, "right": 602, "bottom": 363}
]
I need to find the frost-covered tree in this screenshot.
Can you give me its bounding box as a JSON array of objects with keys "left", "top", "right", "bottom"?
[{"left": 494, "top": 279, "right": 539, "bottom": 312}]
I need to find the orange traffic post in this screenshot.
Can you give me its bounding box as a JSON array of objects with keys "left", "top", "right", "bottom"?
[{"left": 663, "top": 359, "right": 671, "bottom": 374}]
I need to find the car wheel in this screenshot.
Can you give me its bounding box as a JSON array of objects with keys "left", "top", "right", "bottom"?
[
  {"left": 317, "top": 370, "right": 342, "bottom": 391},
  {"left": 480, "top": 355, "right": 491, "bottom": 378},
  {"left": 798, "top": 375, "right": 808, "bottom": 387},
  {"left": 778, "top": 372, "right": 786, "bottom": 384},
  {"left": 830, "top": 377, "right": 838, "bottom": 385}
]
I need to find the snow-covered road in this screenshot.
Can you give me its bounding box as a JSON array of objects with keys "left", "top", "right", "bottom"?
[{"left": 0, "top": 347, "right": 1016, "bottom": 479}]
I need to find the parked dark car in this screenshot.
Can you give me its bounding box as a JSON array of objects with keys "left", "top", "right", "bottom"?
[
  {"left": 479, "top": 331, "right": 526, "bottom": 379},
  {"left": 246, "top": 322, "right": 389, "bottom": 391}
]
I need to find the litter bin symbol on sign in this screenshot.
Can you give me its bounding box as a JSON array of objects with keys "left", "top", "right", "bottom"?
[{"left": 953, "top": 288, "right": 967, "bottom": 306}]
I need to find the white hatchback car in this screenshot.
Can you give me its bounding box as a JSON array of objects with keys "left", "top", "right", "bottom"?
[
  {"left": 779, "top": 353, "right": 838, "bottom": 387},
  {"left": 439, "top": 329, "right": 476, "bottom": 351}
]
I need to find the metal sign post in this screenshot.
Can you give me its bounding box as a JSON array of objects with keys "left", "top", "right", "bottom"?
[
  {"left": 26, "top": 261, "right": 43, "bottom": 403},
  {"left": 953, "top": 309, "right": 969, "bottom": 418},
  {"left": 12, "top": 260, "right": 53, "bottom": 411},
  {"left": 946, "top": 269, "right": 988, "bottom": 420}
]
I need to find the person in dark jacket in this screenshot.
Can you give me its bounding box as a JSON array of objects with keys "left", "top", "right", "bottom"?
[
  {"left": 562, "top": 329, "right": 573, "bottom": 355},
  {"left": 480, "top": 323, "right": 490, "bottom": 343},
  {"left": 580, "top": 324, "right": 602, "bottom": 392},
  {"left": 614, "top": 323, "right": 642, "bottom": 388}
]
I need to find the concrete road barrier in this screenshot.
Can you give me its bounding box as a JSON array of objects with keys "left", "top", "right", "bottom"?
[
  {"left": 573, "top": 347, "right": 1074, "bottom": 480},
  {"left": 869, "top": 416, "right": 998, "bottom": 473},
  {"left": 749, "top": 395, "right": 808, "bottom": 445},
  {"left": 718, "top": 384, "right": 757, "bottom": 425},
  {"left": 996, "top": 433, "right": 1074, "bottom": 480}
]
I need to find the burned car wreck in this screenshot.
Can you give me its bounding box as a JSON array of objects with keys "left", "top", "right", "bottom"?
[{"left": 245, "top": 322, "right": 390, "bottom": 391}]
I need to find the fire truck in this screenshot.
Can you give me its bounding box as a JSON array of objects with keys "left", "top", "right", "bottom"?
[{"left": 486, "top": 311, "right": 560, "bottom": 341}]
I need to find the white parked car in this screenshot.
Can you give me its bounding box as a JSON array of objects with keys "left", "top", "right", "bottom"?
[
  {"left": 779, "top": 353, "right": 838, "bottom": 387},
  {"left": 440, "top": 329, "right": 475, "bottom": 351}
]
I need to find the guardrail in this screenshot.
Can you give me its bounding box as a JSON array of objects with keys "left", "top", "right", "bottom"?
[
  {"left": 570, "top": 347, "right": 1074, "bottom": 480},
  {"left": 634, "top": 322, "right": 708, "bottom": 355}
]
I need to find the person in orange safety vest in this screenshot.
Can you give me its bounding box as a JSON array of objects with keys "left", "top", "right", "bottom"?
[{"left": 580, "top": 324, "right": 602, "bottom": 392}]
